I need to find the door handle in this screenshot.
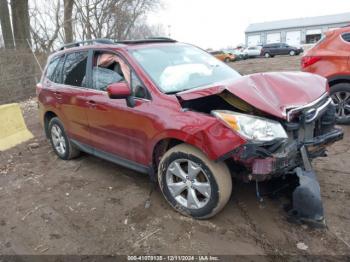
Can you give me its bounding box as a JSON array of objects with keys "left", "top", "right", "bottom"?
[
  {"left": 87, "top": 100, "right": 97, "bottom": 107},
  {"left": 53, "top": 91, "right": 63, "bottom": 100}
]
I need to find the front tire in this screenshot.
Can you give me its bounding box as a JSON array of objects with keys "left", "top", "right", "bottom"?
[
  {"left": 289, "top": 50, "right": 296, "bottom": 56},
  {"left": 224, "top": 57, "right": 231, "bottom": 63},
  {"left": 158, "top": 144, "right": 232, "bottom": 219},
  {"left": 330, "top": 83, "right": 350, "bottom": 124},
  {"left": 48, "top": 117, "right": 80, "bottom": 160}
]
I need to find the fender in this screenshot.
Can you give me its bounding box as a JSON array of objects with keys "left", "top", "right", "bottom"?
[
  {"left": 39, "top": 103, "right": 69, "bottom": 137},
  {"left": 149, "top": 120, "right": 247, "bottom": 163}
]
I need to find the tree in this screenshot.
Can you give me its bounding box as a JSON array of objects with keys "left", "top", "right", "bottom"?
[
  {"left": 28, "top": 0, "right": 162, "bottom": 52},
  {"left": 63, "top": 0, "right": 74, "bottom": 43},
  {"left": 11, "top": 0, "right": 31, "bottom": 49},
  {"left": 30, "top": 0, "right": 62, "bottom": 52},
  {"left": 73, "top": 0, "right": 160, "bottom": 40},
  {"left": 0, "top": 0, "right": 14, "bottom": 48}
]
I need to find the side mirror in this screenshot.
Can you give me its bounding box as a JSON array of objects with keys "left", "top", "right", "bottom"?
[{"left": 106, "top": 82, "right": 131, "bottom": 99}]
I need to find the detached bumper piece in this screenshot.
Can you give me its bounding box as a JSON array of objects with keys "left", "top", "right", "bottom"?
[{"left": 287, "top": 146, "right": 325, "bottom": 228}]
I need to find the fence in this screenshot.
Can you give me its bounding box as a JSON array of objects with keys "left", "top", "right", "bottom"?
[{"left": 0, "top": 48, "right": 47, "bottom": 104}]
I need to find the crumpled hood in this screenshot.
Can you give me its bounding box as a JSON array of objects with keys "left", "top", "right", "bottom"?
[{"left": 177, "top": 72, "right": 328, "bottom": 119}]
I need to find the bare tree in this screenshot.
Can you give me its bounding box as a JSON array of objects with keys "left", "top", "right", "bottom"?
[
  {"left": 73, "top": 0, "right": 160, "bottom": 40},
  {"left": 29, "top": 0, "right": 162, "bottom": 52},
  {"left": 29, "top": 0, "right": 64, "bottom": 52},
  {"left": 129, "top": 21, "right": 165, "bottom": 39},
  {"left": 0, "top": 0, "right": 14, "bottom": 48},
  {"left": 11, "top": 0, "right": 31, "bottom": 49},
  {"left": 64, "top": 0, "right": 74, "bottom": 43}
]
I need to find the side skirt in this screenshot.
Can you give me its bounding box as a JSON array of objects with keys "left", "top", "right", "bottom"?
[{"left": 71, "top": 139, "right": 150, "bottom": 174}]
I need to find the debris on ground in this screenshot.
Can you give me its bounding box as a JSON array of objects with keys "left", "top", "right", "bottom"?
[{"left": 296, "top": 242, "right": 309, "bottom": 251}]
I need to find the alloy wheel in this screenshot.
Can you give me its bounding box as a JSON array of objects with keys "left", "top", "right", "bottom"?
[
  {"left": 51, "top": 124, "right": 66, "bottom": 155},
  {"left": 166, "top": 159, "right": 211, "bottom": 209},
  {"left": 331, "top": 91, "right": 350, "bottom": 121}
]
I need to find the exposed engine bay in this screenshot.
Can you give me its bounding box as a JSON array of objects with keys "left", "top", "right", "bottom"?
[{"left": 178, "top": 90, "right": 343, "bottom": 227}]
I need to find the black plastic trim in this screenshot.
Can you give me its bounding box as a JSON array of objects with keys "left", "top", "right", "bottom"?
[
  {"left": 71, "top": 139, "right": 150, "bottom": 174},
  {"left": 328, "top": 75, "right": 350, "bottom": 85},
  {"left": 303, "top": 128, "right": 343, "bottom": 147}
]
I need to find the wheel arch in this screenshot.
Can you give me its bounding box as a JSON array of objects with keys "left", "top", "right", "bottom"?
[
  {"left": 328, "top": 75, "right": 350, "bottom": 87},
  {"left": 150, "top": 126, "right": 246, "bottom": 176},
  {"left": 44, "top": 111, "right": 58, "bottom": 138}
]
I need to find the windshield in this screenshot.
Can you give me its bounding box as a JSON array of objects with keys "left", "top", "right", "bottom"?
[{"left": 130, "top": 44, "right": 241, "bottom": 93}]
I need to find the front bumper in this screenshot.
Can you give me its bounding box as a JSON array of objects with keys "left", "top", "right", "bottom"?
[{"left": 248, "top": 128, "right": 343, "bottom": 179}]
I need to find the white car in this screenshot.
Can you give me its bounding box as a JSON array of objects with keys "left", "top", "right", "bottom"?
[{"left": 243, "top": 46, "right": 262, "bottom": 58}]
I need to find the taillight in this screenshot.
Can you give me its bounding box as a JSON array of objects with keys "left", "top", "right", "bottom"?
[
  {"left": 301, "top": 56, "right": 321, "bottom": 69},
  {"left": 36, "top": 83, "right": 42, "bottom": 96}
]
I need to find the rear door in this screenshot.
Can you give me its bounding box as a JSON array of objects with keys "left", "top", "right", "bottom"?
[
  {"left": 342, "top": 33, "right": 350, "bottom": 70},
  {"left": 280, "top": 43, "right": 290, "bottom": 55},
  {"left": 52, "top": 51, "right": 90, "bottom": 145}
]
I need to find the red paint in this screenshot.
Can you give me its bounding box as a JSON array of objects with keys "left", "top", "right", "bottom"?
[
  {"left": 107, "top": 82, "right": 131, "bottom": 99},
  {"left": 37, "top": 41, "right": 329, "bottom": 170},
  {"left": 302, "top": 27, "right": 350, "bottom": 80},
  {"left": 178, "top": 72, "right": 327, "bottom": 119}
]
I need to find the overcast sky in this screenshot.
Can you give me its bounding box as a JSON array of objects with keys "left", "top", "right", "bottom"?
[{"left": 148, "top": 0, "right": 349, "bottom": 50}]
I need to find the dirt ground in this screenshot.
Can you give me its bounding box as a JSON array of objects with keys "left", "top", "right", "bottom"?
[{"left": 0, "top": 56, "right": 349, "bottom": 258}]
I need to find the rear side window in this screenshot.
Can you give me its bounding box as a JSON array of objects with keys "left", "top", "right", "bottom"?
[
  {"left": 46, "top": 57, "right": 59, "bottom": 81},
  {"left": 46, "top": 55, "right": 65, "bottom": 83},
  {"left": 62, "top": 51, "right": 88, "bottom": 87},
  {"left": 342, "top": 33, "right": 350, "bottom": 42}
]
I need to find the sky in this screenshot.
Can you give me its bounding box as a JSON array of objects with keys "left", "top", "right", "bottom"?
[{"left": 148, "top": 0, "right": 349, "bottom": 50}]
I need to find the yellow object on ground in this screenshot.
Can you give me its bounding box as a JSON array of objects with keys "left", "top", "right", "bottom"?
[{"left": 0, "top": 103, "right": 33, "bottom": 151}]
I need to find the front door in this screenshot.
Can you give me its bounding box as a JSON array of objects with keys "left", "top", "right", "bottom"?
[{"left": 84, "top": 51, "right": 153, "bottom": 166}]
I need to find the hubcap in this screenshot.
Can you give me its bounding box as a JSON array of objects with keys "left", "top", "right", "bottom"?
[
  {"left": 331, "top": 91, "right": 350, "bottom": 120},
  {"left": 51, "top": 124, "right": 66, "bottom": 155},
  {"left": 166, "top": 159, "right": 211, "bottom": 209}
]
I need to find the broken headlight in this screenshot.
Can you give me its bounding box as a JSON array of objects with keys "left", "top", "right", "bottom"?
[{"left": 212, "top": 110, "right": 288, "bottom": 142}]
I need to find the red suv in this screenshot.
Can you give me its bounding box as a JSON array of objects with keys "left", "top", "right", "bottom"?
[
  {"left": 37, "top": 38, "right": 342, "bottom": 224},
  {"left": 301, "top": 26, "right": 350, "bottom": 124}
]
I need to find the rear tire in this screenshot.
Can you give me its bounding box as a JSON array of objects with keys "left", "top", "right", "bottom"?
[
  {"left": 224, "top": 57, "right": 231, "bottom": 63},
  {"left": 48, "top": 117, "right": 80, "bottom": 160},
  {"left": 330, "top": 83, "right": 350, "bottom": 124},
  {"left": 158, "top": 144, "right": 232, "bottom": 219},
  {"left": 264, "top": 53, "right": 271, "bottom": 58}
]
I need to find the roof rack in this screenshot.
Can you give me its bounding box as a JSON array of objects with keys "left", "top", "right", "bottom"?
[
  {"left": 58, "top": 38, "right": 115, "bottom": 50},
  {"left": 116, "top": 37, "right": 177, "bottom": 45},
  {"left": 58, "top": 37, "right": 177, "bottom": 51}
]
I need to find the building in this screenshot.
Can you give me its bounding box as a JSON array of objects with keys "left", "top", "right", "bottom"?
[{"left": 245, "top": 12, "right": 350, "bottom": 47}]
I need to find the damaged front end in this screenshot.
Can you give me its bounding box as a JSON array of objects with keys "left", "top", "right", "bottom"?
[
  {"left": 219, "top": 93, "right": 343, "bottom": 227},
  {"left": 178, "top": 83, "right": 343, "bottom": 227}
]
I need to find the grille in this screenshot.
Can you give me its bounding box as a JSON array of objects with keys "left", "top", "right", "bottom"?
[
  {"left": 286, "top": 93, "right": 331, "bottom": 123},
  {"left": 284, "top": 95, "right": 336, "bottom": 143}
]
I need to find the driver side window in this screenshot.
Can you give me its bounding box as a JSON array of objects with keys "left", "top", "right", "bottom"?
[{"left": 92, "top": 52, "right": 130, "bottom": 91}]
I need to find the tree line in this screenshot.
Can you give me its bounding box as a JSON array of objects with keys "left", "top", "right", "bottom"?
[{"left": 0, "top": 0, "right": 163, "bottom": 52}]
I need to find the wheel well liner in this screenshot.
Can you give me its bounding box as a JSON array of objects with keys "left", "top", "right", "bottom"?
[
  {"left": 328, "top": 75, "right": 350, "bottom": 87},
  {"left": 152, "top": 138, "right": 184, "bottom": 174},
  {"left": 44, "top": 111, "right": 57, "bottom": 138}
]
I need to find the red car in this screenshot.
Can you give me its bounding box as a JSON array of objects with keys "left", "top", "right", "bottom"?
[
  {"left": 37, "top": 38, "right": 342, "bottom": 224},
  {"left": 301, "top": 25, "right": 350, "bottom": 124}
]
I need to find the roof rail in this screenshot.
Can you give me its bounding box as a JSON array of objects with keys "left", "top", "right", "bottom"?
[
  {"left": 342, "top": 24, "right": 350, "bottom": 28},
  {"left": 116, "top": 37, "right": 177, "bottom": 45},
  {"left": 58, "top": 38, "right": 115, "bottom": 50}
]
